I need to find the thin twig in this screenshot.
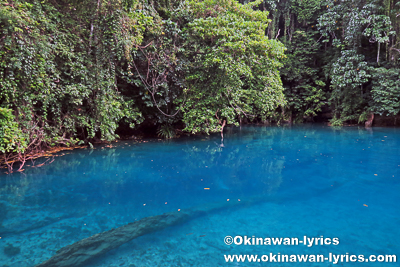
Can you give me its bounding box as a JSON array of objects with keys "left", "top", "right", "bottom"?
[
  {"left": 313, "top": 35, "right": 324, "bottom": 47},
  {"left": 275, "top": 29, "right": 280, "bottom": 39}
]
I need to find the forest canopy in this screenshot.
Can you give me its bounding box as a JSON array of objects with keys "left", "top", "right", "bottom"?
[{"left": 1, "top": 0, "right": 400, "bottom": 159}]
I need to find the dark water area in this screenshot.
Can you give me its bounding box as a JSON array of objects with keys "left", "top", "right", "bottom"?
[{"left": 0, "top": 125, "right": 399, "bottom": 266}]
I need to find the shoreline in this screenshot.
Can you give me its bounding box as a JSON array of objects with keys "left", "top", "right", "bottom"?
[{"left": 1, "top": 121, "right": 398, "bottom": 174}]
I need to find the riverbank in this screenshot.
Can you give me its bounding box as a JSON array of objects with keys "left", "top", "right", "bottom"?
[
  {"left": 0, "top": 131, "right": 178, "bottom": 174},
  {"left": 0, "top": 145, "right": 88, "bottom": 174},
  {"left": 2, "top": 116, "right": 400, "bottom": 175}
]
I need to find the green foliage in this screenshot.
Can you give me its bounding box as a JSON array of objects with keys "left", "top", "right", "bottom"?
[
  {"left": 157, "top": 124, "right": 176, "bottom": 139},
  {"left": 293, "top": 0, "right": 323, "bottom": 24},
  {"left": 176, "top": 0, "right": 286, "bottom": 133},
  {"left": 0, "top": 0, "right": 290, "bottom": 164},
  {"left": 128, "top": 0, "right": 287, "bottom": 133},
  {"left": 330, "top": 49, "right": 370, "bottom": 120},
  {"left": 259, "top": 0, "right": 400, "bottom": 125},
  {"left": 0, "top": 0, "right": 147, "bottom": 152},
  {"left": 127, "top": 11, "right": 186, "bottom": 126},
  {"left": 317, "top": 0, "right": 393, "bottom": 47},
  {"left": 313, "top": 0, "right": 400, "bottom": 123},
  {"left": 358, "top": 110, "right": 369, "bottom": 124},
  {"left": 329, "top": 116, "right": 344, "bottom": 126},
  {"left": 2, "top": 0, "right": 400, "bottom": 164},
  {"left": 370, "top": 67, "right": 400, "bottom": 116},
  {"left": 0, "top": 108, "right": 26, "bottom": 153},
  {"left": 281, "top": 30, "right": 326, "bottom": 122},
  {"left": 362, "top": 2, "right": 395, "bottom": 45}
]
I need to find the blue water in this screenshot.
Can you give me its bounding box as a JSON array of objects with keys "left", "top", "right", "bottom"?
[{"left": 0, "top": 125, "right": 399, "bottom": 266}]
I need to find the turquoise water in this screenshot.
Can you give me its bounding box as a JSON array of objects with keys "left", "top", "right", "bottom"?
[{"left": 0, "top": 125, "right": 399, "bottom": 266}]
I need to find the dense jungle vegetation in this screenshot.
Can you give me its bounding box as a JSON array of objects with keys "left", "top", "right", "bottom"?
[{"left": 0, "top": 0, "right": 399, "bottom": 166}]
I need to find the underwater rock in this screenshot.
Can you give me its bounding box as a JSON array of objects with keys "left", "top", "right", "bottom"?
[{"left": 4, "top": 243, "right": 21, "bottom": 257}]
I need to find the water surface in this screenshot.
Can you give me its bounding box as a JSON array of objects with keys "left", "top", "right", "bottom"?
[{"left": 0, "top": 125, "right": 399, "bottom": 266}]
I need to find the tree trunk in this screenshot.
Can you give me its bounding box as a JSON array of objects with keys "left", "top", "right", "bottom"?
[
  {"left": 365, "top": 113, "right": 374, "bottom": 127},
  {"left": 377, "top": 42, "right": 380, "bottom": 63}
]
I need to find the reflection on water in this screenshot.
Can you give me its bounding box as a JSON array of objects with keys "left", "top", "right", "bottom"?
[{"left": 0, "top": 125, "right": 399, "bottom": 266}]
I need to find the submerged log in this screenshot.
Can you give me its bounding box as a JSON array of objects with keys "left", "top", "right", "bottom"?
[
  {"left": 35, "top": 196, "right": 261, "bottom": 267},
  {"left": 35, "top": 211, "right": 191, "bottom": 267},
  {"left": 35, "top": 199, "right": 250, "bottom": 267},
  {"left": 36, "top": 181, "right": 344, "bottom": 267}
]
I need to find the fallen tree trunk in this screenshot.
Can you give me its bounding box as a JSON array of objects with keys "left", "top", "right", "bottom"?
[
  {"left": 36, "top": 181, "right": 344, "bottom": 267},
  {"left": 35, "top": 211, "right": 191, "bottom": 267},
  {"left": 35, "top": 195, "right": 260, "bottom": 267}
]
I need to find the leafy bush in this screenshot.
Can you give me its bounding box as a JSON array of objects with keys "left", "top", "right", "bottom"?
[
  {"left": 0, "top": 108, "right": 26, "bottom": 153},
  {"left": 157, "top": 124, "right": 176, "bottom": 139},
  {"left": 370, "top": 67, "right": 400, "bottom": 116},
  {"left": 177, "top": 0, "right": 286, "bottom": 133},
  {"left": 0, "top": 0, "right": 148, "bottom": 148}
]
